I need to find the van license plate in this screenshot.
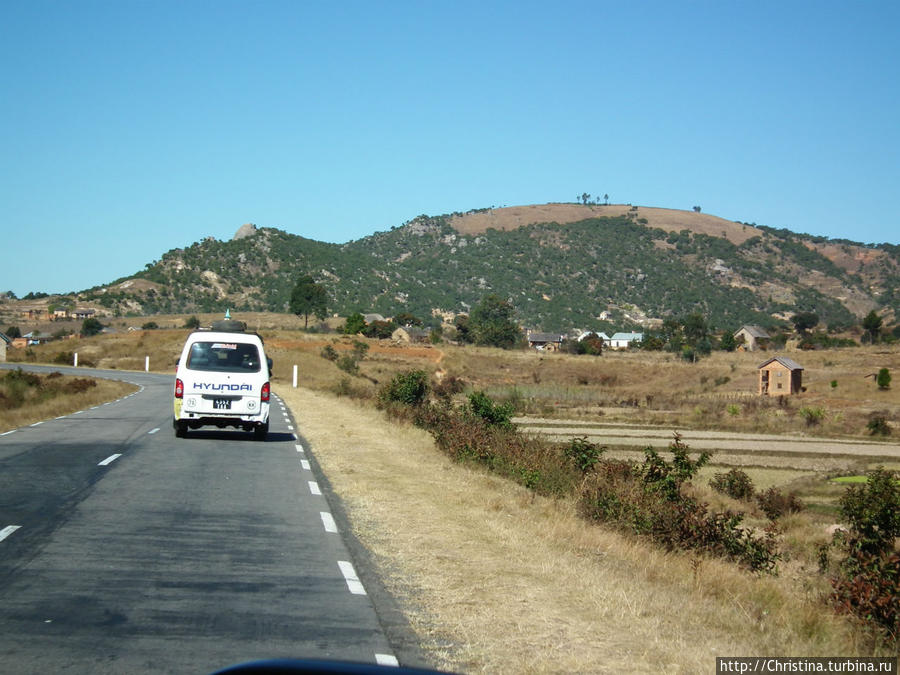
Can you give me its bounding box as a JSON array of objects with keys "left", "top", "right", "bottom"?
[{"left": 213, "top": 398, "right": 231, "bottom": 410}]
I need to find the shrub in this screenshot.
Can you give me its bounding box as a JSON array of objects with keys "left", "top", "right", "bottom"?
[
  {"left": 755, "top": 487, "right": 803, "bottom": 520},
  {"left": 336, "top": 355, "right": 359, "bottom": 375},
  {"left": 799, "top": 406, "right": 825, "bottom": 427},
  {"left": 876, "top": 368, "right": 891, "bottom": 390},
  {"left": 823, "top": 467, "right": 900, "bottom": 640},
  {"left": 710, "top": 468, "right": 756, "bottom": 501},
  {"left": 578, "top": 436, "right": 778, "bottom": 572},
  {"left": 839, "top": 467, "right": 900, "bottom": 557},
  {"left": 866, "top": 413, "right": 891, "bottom": 436},
  {"left": 379, "top": 370, "right": 429, "bottom": 407},
  {"left": 563, "top": 436, "right": 605, "bottom": 474},
  {"left": 432, "top": 374, "right": 465, "bottom": 400},
  {"left": 320, "top": 344, "right": 338, "bottom": 361},
  {"left": 467, "top": 391, "right": 516, "bottom": 430}
]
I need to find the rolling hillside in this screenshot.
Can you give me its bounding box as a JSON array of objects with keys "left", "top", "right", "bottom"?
[{"left": 13, "top": 204, "right": 900, "bottom": 333}]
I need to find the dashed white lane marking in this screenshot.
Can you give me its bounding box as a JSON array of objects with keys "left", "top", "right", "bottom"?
[
  {"left": 300, "top": 459, "right": 311, "bottom": 471},
  {"left": 148, "top": 428, "right": 160, "bottom": 435},
  {"left": 337, "top": 561, "right": 366, "bottom": 595},
  {"left": 295, "top": 443, "right": 304, "bottom": 453},
  {"left": 287, "top": 424, "right": 294, "bottom": 430},
  {"left": 320, "top": 512, "right": 337, "bottom": 533},
  {"left": 0, "top": 525, "right": 22, "bottom": 542},
  {"left": 375, "top": 653, "right": 399, "bottom": 667},
  {"left": 98, "top": 454, "right": 122, "bottom": 466},
  {"left": 308, "top": 481, "right": 321, "bottom": 496}
]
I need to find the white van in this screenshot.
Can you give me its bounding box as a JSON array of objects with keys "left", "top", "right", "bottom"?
[{"left": 173, "top": 317, "right": 272, "bottom": 440}]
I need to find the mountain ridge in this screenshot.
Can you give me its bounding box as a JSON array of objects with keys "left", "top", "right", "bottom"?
[{"left": 10, "top": 204, "right": 900, "bottom": 333}]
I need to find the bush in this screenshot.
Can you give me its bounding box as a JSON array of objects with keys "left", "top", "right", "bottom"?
[
  {"left": 578, "top": 436, "right": 778, "bottom": 572},
  {"left": 467, "top": 390, "right": 515, "bottom": 430},
  {"left": 799, "top": 406, "right": 825, "bottom": 427},
  {"left": 379, "top": 370, "right": 429, "bottom": 407},
  {"left": 866, "top": 414, "right": 891, "bottom": 436},
  {"left": 754, "top": 487, "right": 803, "bottom": 520},
  {"left": 320, "top": 344, "right": 338, "bottom": 361},
  {"left": 710, "top": 468, "right": 755, "bottom": 501},
  {"left": 563, "top": 436, "right": 605, "bottom": 474},
  {"left": 823, "top": 467, "right": 900, "bottom": 640},
  {"left": 839, "top": 467, "right": 900, "bottom": 557},
  {"left": 876, "top": 368, "right": 891, "bottom": 390}
]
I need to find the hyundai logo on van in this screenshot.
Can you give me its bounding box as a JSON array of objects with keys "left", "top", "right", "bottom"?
[{"left": 191, "top": 382, "right": 254, "bottom": 392}]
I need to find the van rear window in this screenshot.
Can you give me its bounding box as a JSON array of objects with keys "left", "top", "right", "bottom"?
[{"left": 186, "top": 341, "right": 261, "bottom": 373}]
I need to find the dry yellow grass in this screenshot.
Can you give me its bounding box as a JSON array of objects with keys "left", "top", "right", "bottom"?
[
  {"left": 0, "top": 376, "right": 138, "bottom": 432},
  {"left": 278, "top": 386, "right": 872, "bottom": 673}
]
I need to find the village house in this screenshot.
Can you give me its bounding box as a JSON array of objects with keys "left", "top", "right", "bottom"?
[
  {"left": 758, "top": 356, "right": 804, "bottom": 396},
  {"left": 608, "top": 332, "right": 643, "bottom": 350},
  {"left": 577, "top": 330, "right": 611, "bottom": 344},
  {"left": 526, "top": 331, "right": 566, "bottom": 351},
  {"left": 0, "top": 332, "right": 9, "bottom": 362},
  {"left": 734, "top": 325, "right": 770, "bottom": 352},
  {"left": 391, "top": 326, "right": 430, "bottom": 344}
]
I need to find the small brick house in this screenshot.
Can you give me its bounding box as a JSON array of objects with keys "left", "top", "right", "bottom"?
[{"left": 758, "top": 356, "right": 804, "bottom": 396}]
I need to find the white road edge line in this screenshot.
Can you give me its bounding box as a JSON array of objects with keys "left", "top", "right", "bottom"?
[
  {"left": 320, "top": 512, "right": 337, "bottom": 533},
  {"left": 300, "top": 459, "right": 311, "bottom": 471},
  {"left": 295, "top": 443, "right": 304, "bottom": 453},
  {"left": 375, "top": 654, "right": 399, "bottom": 667},
  {"left": 337, "top": 561, "right": 366, "bottom": 595},
  {"left": 29, "top": 421, "right": 43, "bottom": 427},
  {"left": 98, "top": 454, "right": 122, "bottom": 466},
  {"left": 0, "top": 430, "right": 15, "bottom": 436},
  {"left": 308, "top": 481, "right": 321, "bottom": 496},
  {"left": 0, "top": 525, "right": 22, "bottom": 542}
]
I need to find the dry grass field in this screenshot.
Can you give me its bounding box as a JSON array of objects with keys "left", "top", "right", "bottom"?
[{"left": 6, "top": 316, "right": 898, "bottom": 668}]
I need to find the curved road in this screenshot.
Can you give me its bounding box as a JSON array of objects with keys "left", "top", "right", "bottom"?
[{"left": 0, "top": 364, "right": 414, "bottom": 674}]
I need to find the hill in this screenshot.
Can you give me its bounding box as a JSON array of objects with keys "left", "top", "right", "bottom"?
[{"left": 5, "top": 204, "right": 899, "bottom": 333}]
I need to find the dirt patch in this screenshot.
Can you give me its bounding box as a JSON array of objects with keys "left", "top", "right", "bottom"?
[{"left": 449, "top": 203, "right": 762, "bottom": 245}]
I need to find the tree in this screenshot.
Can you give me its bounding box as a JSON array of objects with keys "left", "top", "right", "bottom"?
[
  {"left": 862, "top": 310, "right": 883, "bottom": 344},
  {"left": 290, "top": 275, "right": 328, "bottom": 329},
  {"left": 876, "top": 368, "right": 891, "bottom": 390},
  {"left": 682, "top": 312, "right": 708, "bottom": 346},
  {"left": 5, "top": 325, "right": 21, "bottom": 339},
  {"left": 580, "top": 192, "right": 591, "bottom": 205},
  {"left": 342, "top": 312, "right": 367, "bottom": 335},
  {"left": 792, "top": 311, "right": 818, "bottom": 334},
  {"left": 718, "top": 331, "right": 736, "bottom": 352},
  {"left": 81, "top": 317, "right": 103, "bottom": 337},
  {"left": 183, "top": 316, "right": 200, "bottom": 329},
  {"left": 693, "top": 205, "right": 701, "bottom": 213},
  {"left": 393, "top": 312, "right": 422, "bottom": 327},
  {"left": 453, "top": 314, "right": 473, "bottom": 344},
  {"left": 603, "top": 194, "right": 609, "bottom": 206},
  {"left": 469, "top": 294, "right": 522, "bottom": 349}
]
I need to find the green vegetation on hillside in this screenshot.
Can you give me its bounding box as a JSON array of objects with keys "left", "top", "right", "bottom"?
[{"left": 70, "top": 211, "right": 899, "bottom": 332}]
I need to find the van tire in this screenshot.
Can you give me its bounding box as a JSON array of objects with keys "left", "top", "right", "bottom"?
[
  {"left": 174, "top": 420, "right": 188, "bottom": 438},
  {"left": 253, "top": 421, "right": 269, "bottom": 441}
]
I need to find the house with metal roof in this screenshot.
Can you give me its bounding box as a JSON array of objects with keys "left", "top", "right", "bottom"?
[
  {"left": 758, "top": 356, "right": 804, "bottom": 396},
  {"left": 735, "top": 325, "right": 771, "bottom": 352}
]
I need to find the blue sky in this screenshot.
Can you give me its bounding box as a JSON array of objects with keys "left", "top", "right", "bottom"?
[{"left": 2, "top": 1, "right": 898, "bottom": 297}]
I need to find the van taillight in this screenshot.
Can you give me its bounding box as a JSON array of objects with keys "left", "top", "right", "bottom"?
[
  {"left": 261, "top": 382, "right": 270, "bottom": 403},
  {"left": 175, "top": 378, "right": 184, "bottom": 399}
]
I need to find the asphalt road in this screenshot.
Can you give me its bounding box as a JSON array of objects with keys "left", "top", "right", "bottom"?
[{"left": 0, "top": 365, "right": 410, "bottom": 674}]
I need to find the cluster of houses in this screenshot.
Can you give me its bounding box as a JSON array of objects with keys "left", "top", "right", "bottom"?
[
  {"left": 526, "top": 324, "right": 776, "bottom": 353},
  {"left": 526, "top": 330, "right": 644, "bottom": 351}
]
